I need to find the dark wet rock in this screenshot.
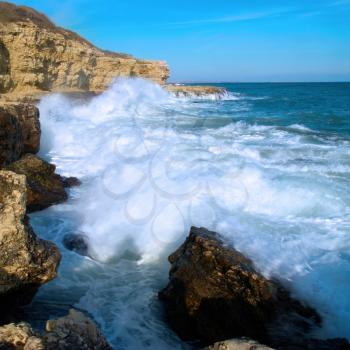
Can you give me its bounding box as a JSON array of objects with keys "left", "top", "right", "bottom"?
[
  {"left": 159, "top": 226, "right": 322, "bottom": 347},
  {"left": 6, "top": 103, "right": 41, "bottom": 155},
  {"left": 0, "top": 170, "right": 61, "bottom": 314},
  {"left": 0, "top": 107, "right": 22, "bottom": 166},
  {"left": 62, "top": 233, "right": 91, "bottom": 258},
  {"left": 5, "top": 154, "right": 69, "bottom": 212},
  {"left": 62, "top": 176, "right": 81, "bottom": 188},
  {"left": 0, "top": 103, "right": 40, "bottom": 166},
  {"left": 0, "top": 309, "right": 113, "bottom": 350}
]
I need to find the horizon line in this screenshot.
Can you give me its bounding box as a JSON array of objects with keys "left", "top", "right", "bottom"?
[{"left": 169, "top": 81, "right": 350, "bottom": 84}]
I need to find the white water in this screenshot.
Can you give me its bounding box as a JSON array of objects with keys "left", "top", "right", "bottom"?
[{"left": 30, "top": 78, "right": 350, "bottom": 348}]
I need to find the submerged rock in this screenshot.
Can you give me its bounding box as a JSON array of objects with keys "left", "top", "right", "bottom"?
[
  {"left": 0, "top": 103, "right": 40, "bottom": 166},
  {"left": 0, "top": 170, "right": 60, "bottom": 311},
  {"left": 62, "top": 233, "right": 92, "bottom": 258},
  {"left": 159, "top": 227, "right": 321, "bottom": 347},
  {"left": 0, "top": 309, "right": 113, "bottom": 350},
  {"left": 5, "top": 154, "right": 78, "bottom": 212},
  {"left": 62, "top": 176, "right": 81, "bottom": 188}
]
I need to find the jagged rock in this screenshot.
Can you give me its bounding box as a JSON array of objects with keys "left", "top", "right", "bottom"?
[
  {"left": 5, "top": 154, "right": 78, "bottom": 212},
  {"left": 203, "top": 338, "right": 274, "bottom": 350},
  {"left": 44, "top": 309, "right": 113, "bottom": 350},
  {"left": 0, "top": 2, "right": 169, "bottom": 96},
  {"left": 0, "top": 322, "right": 44, "bottom": 350},
  {"left": 159, "top": 227, "right": 322, "bottom": 347},
  {"left": 0, "top": 309, "right": 113, "bottom": 350},
  {"left": 62, "top": 176, "right": 81, "bottom": 188},
  {"left": 62, "top": 233, "right": 92, "bottom": 258},
  {"left": 0, "top": 107, "right": 22, "bottom": 166},
  {"left": 0, "top": 103, "right": 40, "bottom": 166},
  {"left": 0, "top": 170, "right": 60, "bottom": 310},
  {"left": 166, "top": 85, "right": 227, "bottom": 98}
]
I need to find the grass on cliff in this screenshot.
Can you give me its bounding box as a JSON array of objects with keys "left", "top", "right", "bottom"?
[{"left": 0, "top": 1, "right": 133, "bottom": 59}]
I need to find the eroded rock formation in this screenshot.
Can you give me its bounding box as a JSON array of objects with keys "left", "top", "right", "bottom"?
[
  {"left": 0, "top": 309, "right": 113, "bottom": 349},
  {"left": 0, "top": 170, "right": 60, "bottom": 310},
  {"left": 166, "top": 85, "right": 227, "bottom": 98},
  {"left": 159, "top": 227, "right": 323, "bottom": 347},
  {"left": 5, "top": 154, "right": 78, "bottom": 212},
  {"left": 0, "top": 2, "right": 169, "bottom": 96},
  {"left": 0, "top": 103, "right": 40, "bottom": 166}
]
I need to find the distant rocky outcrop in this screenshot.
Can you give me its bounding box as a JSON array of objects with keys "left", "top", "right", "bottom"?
[
  {"left": 166, "top": 85, "right": 227, "bottom": 98},
  {"left": 0, "top": 103, "right": 40, "bottom": 166},
  {"left": 159, "top": 227, "right": 350, "bottom": 349},
  {"left": 0, "top": 170, "right": 60, "bottom": 312},
  {"left": 0, "top": 2, "right": 169, "bottom": 97},
  {"left": 0, "top": 309, "right": 113, "bottom": 349},
  {"left": 5, "top": 154, "right": 79, "bottom": 212}
]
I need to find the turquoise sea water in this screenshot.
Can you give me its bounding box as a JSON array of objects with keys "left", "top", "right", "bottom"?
[{"left": 23, "top": 80, "right": 350, "bottom": 349}]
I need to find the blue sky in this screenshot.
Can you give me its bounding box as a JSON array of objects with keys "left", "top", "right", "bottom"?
[{"left": 10, "top": 0, "right": 350, "bottom": 82}]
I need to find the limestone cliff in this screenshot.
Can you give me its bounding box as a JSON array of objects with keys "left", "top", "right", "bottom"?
[
  {"left": 0, "top": 170, "right": 60, "bottom": 311},
  {"left": 0, "top": 102, "right": 40, "bottom": 166},
  {"left": 0, "top": 2, "right": 169, "bottom": 95}
]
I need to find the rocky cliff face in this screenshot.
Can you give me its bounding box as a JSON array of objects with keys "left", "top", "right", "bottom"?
[
  {"left": 0, "top": 102, "right": 40, "bottom": 166},
  {"left": 0, "top": 170, "right": 60, "bottom": 311},
  {"left": 0, "top": 2, "right": 169, "bottom": 95}
]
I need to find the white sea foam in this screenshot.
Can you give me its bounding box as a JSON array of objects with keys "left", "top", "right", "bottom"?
[{"left": 36, "top": 78, "right": 350, "bottom": 347}]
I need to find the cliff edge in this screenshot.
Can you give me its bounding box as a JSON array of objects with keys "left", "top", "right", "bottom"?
[{"left": 0, "top": 2, "right": 169, "bottom": 95}]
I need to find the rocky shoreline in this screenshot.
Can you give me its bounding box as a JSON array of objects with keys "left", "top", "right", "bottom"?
[
  {"left": 0, "top": 101, "right": 112, "bottom": 348},
  {"left": 0, "top": 2, "right": 349, "bottom": 350},
  {"left": 159, "top": 227, "right": 350, "bottom": 350}
]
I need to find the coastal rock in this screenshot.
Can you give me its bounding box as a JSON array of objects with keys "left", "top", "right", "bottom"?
[
  {"left": 166, "top": 85, "right": 227, "bottom": 98},
  {"left": 62, "top": 176, "right": 81, "bottom": 188},
  {"left": 0, "top": 2, "right": 169, "bottom": 96},
  {"left": 44, "top": 309, "right": 113, "bottom": 350},
  {"left": 5, "top": 154, "right": 78, "bottom": 212},
  {"left": 0, "top": 170, "right": 60, "bottom": 309},
  {"left": 0, "top": 309, "right": 112, "bottom": 350},
  {"left": 159, "top": 226, "right": 321, "bottom": 347},
  {"left": 62, "top": 233, "right": 92, "bottom": 258},
  {"left": 0, "top": 103, "right": 40, "bottom": 166},
  {"left": 1, "top": 103, "right": 41, "bottom": 154},
  {"left": 0, "top": 107, "right": 22, "bottom": 166},
  {"left": 203, "top": 338, "right": 274, "bottom": 350},
  {"left": 0, "top": 322, "right": 44, "bottom": 350}
]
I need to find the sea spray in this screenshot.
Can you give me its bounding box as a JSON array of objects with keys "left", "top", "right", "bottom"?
[{"left": 32, "top": 79, "right": 350, "bottom": 347}]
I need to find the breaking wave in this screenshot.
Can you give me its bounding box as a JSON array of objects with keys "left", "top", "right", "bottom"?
[{"left": 33, "top": 78, "right": 350, "bottom": 348}]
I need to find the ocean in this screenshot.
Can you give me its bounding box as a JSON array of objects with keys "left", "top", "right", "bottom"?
[{"left": 23, "top": 79, "right": 350, "bottom": 349}]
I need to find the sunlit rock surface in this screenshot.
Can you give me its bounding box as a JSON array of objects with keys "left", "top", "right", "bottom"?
[
  {"left": 5, "top": 154, "right": 78, "bottom": 212},
  {"left": 0, "top": 2, "right": 169, "bottom": 97},
  {"left": 159, "top": 227, "right": 321, "bottom": 347},
  {"left": 0, "top": 170, "right": 60, "bottom": 311},
  {"left": 0, "top": 309, "right": 113, "bottom": 350}
]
